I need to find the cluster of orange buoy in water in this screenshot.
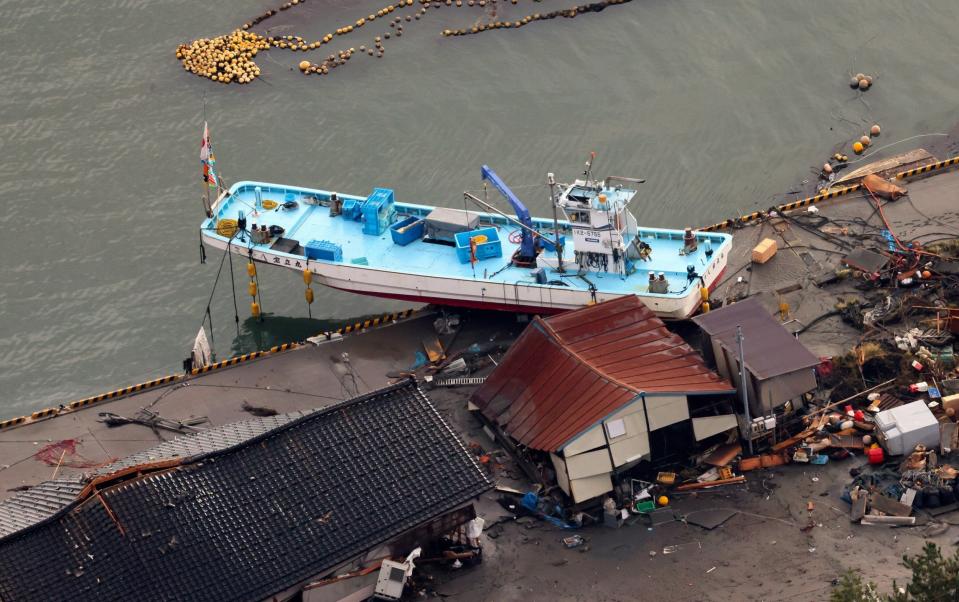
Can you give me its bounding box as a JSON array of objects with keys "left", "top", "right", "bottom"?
[
  {"left": 176, "top": 30, "right": 269, "bottom": 84},
  {"left": 177, "top": 0, "right": 635, "bottom": 84},
  {"left": 849, "top": 72, "right": 875, "bottom": 91},
  {"left": 852, "top": 124, "right": 881, "bottom": 155}
]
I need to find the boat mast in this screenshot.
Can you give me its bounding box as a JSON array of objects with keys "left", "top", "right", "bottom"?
[{"left": 547, "top": 172, "right": 564, "bottom": 273}]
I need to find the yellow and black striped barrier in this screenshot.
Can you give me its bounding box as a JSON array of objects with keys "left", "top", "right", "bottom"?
[
  {"left": 334, "top": 308, "right": 416, "bottom": 335},
  {"left": 30, "top": 407, "right": 60, "bottom": 420},
  {"left": 698, "top": 183, "right": 864, "bottom": 232},
  {"left": 0, "top": 416, "right": 26, "bottom": 430},
  {"left": 191, "top": 342, "right": 299, "bottom": 375},
  {"left": 189, "top": 308, "right": 417, "bottom": 375},
  {"left": 69, "top": 374, "right": 181, "bottom": 410},
  {"left": 0, "top": 308, "right": 421, "bottom": 431},
  {"left": 896, "top": 156, "right": 959, "bottom": 180}
]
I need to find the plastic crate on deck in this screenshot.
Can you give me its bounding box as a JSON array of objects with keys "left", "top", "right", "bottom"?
[
  {"left": 305, "top": 240, "right": 343, "bottom": 262},
  {"left": 454, "top": 227, "right": 502, "bottom": 264}
]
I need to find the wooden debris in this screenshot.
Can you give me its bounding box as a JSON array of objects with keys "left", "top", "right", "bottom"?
[
  {"left": 861, "top": 515, "right": 916, "bottom": 526},
  {"left": 751, "top": 238, "right": 778, "bottom": 264},
  {"left": 870, "top": 493, "right": 913, "bottom": 517},
  {"left": 851, "top": 495, "right": 868, "bottom": 522},
  {"left": 422, "top": 336, "right": 446, "bottom": 364},
  {"left": 738, "top": 453, "right": 787, "bottom": 472},
  {"left": 703, "top": 443, "right": 742, "bottom": 467},
  {"left": 675, "top": 476, "right": 746, "bottom": 491},
  {"left": 828, "top": 434, "right": 865, "bottom": 450}
]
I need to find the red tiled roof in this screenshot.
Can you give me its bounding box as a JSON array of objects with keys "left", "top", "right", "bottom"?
[{"left": 472, "top": 296, "right": 734, "bottom": 452}]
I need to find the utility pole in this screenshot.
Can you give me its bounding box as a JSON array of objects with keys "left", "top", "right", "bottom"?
[
  {"left": 547, "top": 172, "right": 564, "bottom": 273},
  {"left": 737, "top": 325, "right": 753, "bottom": 456}
]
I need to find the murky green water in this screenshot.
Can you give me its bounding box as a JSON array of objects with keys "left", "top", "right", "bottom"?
[{"left": 1, "top": 0, "right": 958, "bottom": 417}]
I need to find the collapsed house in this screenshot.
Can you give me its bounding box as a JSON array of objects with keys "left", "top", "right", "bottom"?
[
  {"left": 471, "top": 296, "right": 736, "bottom": 504},
  {"left": 692, "top": 297, "right": 820, "bottom": 436},
  {"left": 0, "top": 379, "right": 491, "bottom": 602}
]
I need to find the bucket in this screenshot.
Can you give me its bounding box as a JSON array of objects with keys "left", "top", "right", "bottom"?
[{"left": 867, "top": 446, "right": 885, "bottom": 465}]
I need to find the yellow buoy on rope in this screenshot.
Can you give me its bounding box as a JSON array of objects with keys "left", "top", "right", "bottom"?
[
  {"left": 303, "top": 269, "right": 313, "bottom": 285},
  {"left": 305, "top": 287, "right": 314, "bottom": 304},
  {"left": 251, "top": 301, "right": 261, "bottom": 318},
  {"left": 248, "top": 281, "right": 257, "bottom": 297},
  {"left": 247, "top": 261, "right": 256, "bottom": 277}
]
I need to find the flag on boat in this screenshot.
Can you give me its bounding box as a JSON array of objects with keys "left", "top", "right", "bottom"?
[
  {"left": 200, "top": 121, "right": 219, "bottom": 189},
  {"left": 200, "top": 121, "right": 210, "bottom": 162}
]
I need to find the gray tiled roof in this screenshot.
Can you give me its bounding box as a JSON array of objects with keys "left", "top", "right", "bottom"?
[
  {"left": 95, "top": 409, "right": 317, "bottom": 475},
  {"left": 0, "top": 380, "right": 491, "bottom": 602},
  {"left": 0, "top": 480, "right": 85, "bottom": 539},
  {"left": 0, "top": 410, "right": 316, "bottom": 540}
]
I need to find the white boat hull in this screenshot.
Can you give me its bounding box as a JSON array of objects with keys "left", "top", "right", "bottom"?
[{"left": 203, "top": 237, "right": 727, "bottom": 319}]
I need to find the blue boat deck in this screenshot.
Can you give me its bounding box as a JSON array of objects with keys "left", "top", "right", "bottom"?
[{"left": 203, "top": 182, "right": 731, "bottom": 298}]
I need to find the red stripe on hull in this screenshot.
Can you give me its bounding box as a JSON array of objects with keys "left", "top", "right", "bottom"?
[{"left": 324, "top": 267, "right": 728, "bottom": 319}]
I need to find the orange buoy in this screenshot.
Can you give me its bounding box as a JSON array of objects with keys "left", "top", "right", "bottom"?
[{"left": 853, "top": 141, "right": 864, "bottom": 154}]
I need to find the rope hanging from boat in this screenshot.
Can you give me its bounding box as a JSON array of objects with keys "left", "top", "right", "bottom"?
[{"left": 197, "top": 229, "right": 245, "bottom": 362}]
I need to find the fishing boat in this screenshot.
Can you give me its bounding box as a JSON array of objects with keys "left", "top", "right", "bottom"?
[{"left": 199, "top": 158, "right": 732, "bottom": 319}]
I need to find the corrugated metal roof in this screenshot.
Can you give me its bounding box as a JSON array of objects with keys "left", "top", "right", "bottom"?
[
  {"left": 691, "top": 297, "right": 820, "bottom": 380},
  {"left": 472, "top": 296, "right": 734, "bottom": 452},
  {"left": 0, "top": 380, "right": 491, "bottom": 602}
]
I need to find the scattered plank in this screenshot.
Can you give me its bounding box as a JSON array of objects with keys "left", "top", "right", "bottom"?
[
  {"left": 870, "top": 493, "right": 913, "bottom": 517},
  {"left": 738, "top": 453, "right": 787, "bottom": 472},
  {"left": 850, "top": 496, "right": 867, "bottom": 522},
  {"left": 861, "top": 515, "right": 916, "bottom": 526},
  {"left": 703, "top": 443, "right": 742, "bottom": 467},
  {"left": 675, "top": 476, "right": 746, "bottom": 492}
]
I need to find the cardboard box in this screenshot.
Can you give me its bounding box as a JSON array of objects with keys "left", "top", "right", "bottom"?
[{"left": 751, "top": 238, "right": 778, "bottom": 264}]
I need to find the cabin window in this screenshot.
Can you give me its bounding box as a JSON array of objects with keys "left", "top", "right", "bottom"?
[{"left": 606, "top": 419, "right": 626, "bottom": 439}]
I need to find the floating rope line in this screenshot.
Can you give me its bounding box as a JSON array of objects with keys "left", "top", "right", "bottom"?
[{"left": 175, "top": 0, "right": 635, "bottom": 84}]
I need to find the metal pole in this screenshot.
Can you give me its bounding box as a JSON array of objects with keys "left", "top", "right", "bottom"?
[
  {"left": 547, "top": 173, "right": 564, "bottom": 273},
  {"left": 463, "top": 192, "right": 542, "bottom": 238},
  {"left": 737, "top": 325, "right": 753, "bottom": 455}
]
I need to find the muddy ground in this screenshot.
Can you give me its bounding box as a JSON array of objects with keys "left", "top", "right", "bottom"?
[{"left": 426, "top": 384, "right": 951, "bottom": 602}]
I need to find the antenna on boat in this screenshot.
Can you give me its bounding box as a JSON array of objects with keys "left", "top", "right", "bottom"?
[
  {"left": 584, "top": 151, "right": 596, "bottom": 186},
  {"left": 547, "top": 172, "right": 564, "bottom": 273}
]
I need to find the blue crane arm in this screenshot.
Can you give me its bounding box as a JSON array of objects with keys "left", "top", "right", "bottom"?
[
  {"left": 481, "top": 165, "right": 537, "bottom": 259},
  {"left": 481, "top": 165, "right": 532, "bottom": 227}
]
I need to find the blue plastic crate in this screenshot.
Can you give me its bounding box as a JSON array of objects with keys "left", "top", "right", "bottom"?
[
  {"left": 305, "top": 240, "right": 343, "bottom": 262},
  {"left": 390, "top": 216, "right": 425, "bottom": 246},
  {"left": 454, "top": 227, "right": 502, "bottom": 264}
]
